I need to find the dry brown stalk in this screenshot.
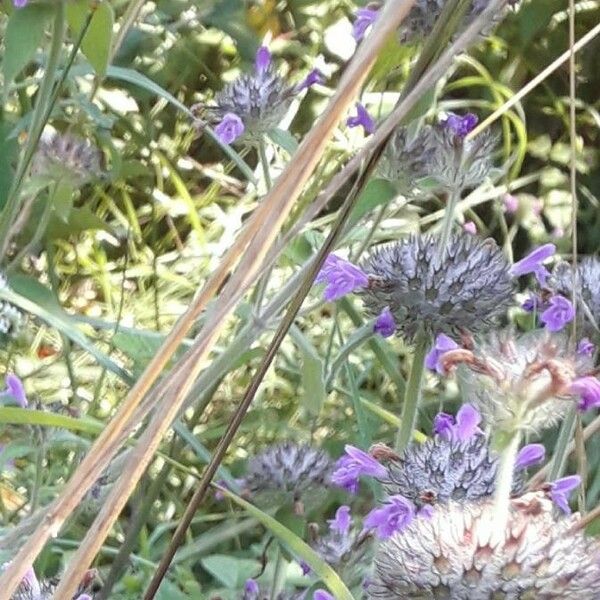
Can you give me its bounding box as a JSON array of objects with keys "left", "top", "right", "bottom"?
[
  {"left": 51, "top": 1, "right": 516, "bottom": 596},
  {"left": 0, "top": 2, "right": 418, "bottom": 597}
]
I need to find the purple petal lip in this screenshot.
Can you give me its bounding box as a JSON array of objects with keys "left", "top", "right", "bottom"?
[
  {"left": 510, "top": 243, "right": 556, "bottom": 285},
  {"left": 570, "top": 376, "right": 600, "bottom": 411},
  {"left": 347, "top": 102, "right": 375, "bottom": 135},
  {"left": 540, "top": 295, "right": 574, "bottom": 332},
  {"left": 214, "top": 113, "right": 245, "bottom": 145},
  {"left": 315, "top": 254, "right": 368, "bottom": 302},
  {"left": 443, "top": 112, "right": 478, "bottom": 138},
  {"left": 550, "top": 474, "right": 581, "bottom": 514},
  {"left": 373, "top": 307, "right": 395, "bottom": 337},
  {"left": 425, "top": 333, "right": 459, "bottom": 374},
  {"left": 515, "top": 443, "right": 545, "bottom": 469},
  {"left": 255, "top": 45, "right": 271, "bottom": 73},
  {"left": 352, "top": 7, "right": 379, "bottom": 41}
]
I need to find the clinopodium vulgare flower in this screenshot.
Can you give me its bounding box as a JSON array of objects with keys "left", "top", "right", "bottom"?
[
  {"left": 241, "top": 442, "right": 333, "bottom": 511},
  {"left": 205, "top": 46, "right": 322, "bottom": 145},
  {"left": 360, "top": 232, "right": 513, "bottom": 341},
  {"left": 444, "top": 328, "right": 597, "bottom": 432},
  {"left": 366, "top": 492, "right": 600, "bottom": 599}
]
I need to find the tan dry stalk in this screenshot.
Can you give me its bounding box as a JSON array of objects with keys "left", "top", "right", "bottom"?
[
  {"left": 0, "top": 2, "right": 417, "bottom": 597},
  {"left": 52, "top": 1, "right": 517, "bottom": 595}
]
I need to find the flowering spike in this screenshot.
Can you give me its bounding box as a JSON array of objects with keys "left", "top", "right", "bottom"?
[
  {"left": 373, "top": 307, "right": 396, "bottom": 338},
  {"left": 570, "top": 376, "right": 600, "bottom": 411},
  {"left": 540, "top": 295, "right": 575, "bottom": 332},
  {"left": 328, "top": 505, "right": 352, "bottom": 535},
  {"left": 515, "top": 443, "right": 545, "bottom": 469},
  {"left": 442, "top": 112, "right": 478, "bottom": 138},
  {"left": 352, "top": 7, "right": 379, "bottom": 41},
  {"left": 214, "top": 113, "right": 245, "bottom": 145},
  {"left": 296, "top": 68, "right": 324, "bottom": 92},
  {"left": 255, "top": 45, "right": 271, "bottom": 73},
  {"left": 347, "top": 102, "right": 375, "bottom": 135},
  {"left": 315, "top": 254, "right": 369, "bottom": 302},
  {"left": 331, "top": 444, "right": 387, "bottom": 493},
  {"left": 549, "top": 475, "right": 581, "bottom": 514},
  {"left": 425, "top": 333, "right": 459, "bottom": 375},
  {"left": 364, "top": 494, "right": 415, "bottom": 539},
  {"left": 510, "top": 243, "right": 556, "bottom": 285}
]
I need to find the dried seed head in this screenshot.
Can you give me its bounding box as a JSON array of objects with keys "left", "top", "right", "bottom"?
[
  {"left": 32, "top": 131, "right": 102, "bottom": 185},
  {"left": 552, "top": 257, "right": 600, "bottom": 331},
  {"left": 459, "top": 329, "right": 594, "bottom": 432},
  {"left": 367, "top": 492, "right": 600, "bottom": 599},
  {"left": 360, "top": 233, "right": 513, "bottom": 342},
  {"left": 380, "top": 433, "right": 523, "bottom": 510},
  {"left": 242, "top": 442, "right": 334, "bottom": 510}
]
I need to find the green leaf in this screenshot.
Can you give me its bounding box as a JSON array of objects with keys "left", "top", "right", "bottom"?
[
  {"left": 360, "top": 398, "right": 427, "bottom": 443},
  {"left": 46, "top": 205, "right": 114, "bottom": 241},
  {"left": 0, "top": 407, "right": 102, "bottom": 435},
  {"left": 2, "top": 276, "right": 133, "bottom": 384},
  {"left": 348, "top": 178, "right": 396, "bottom": 227},
  {"left": 200, "top": 555, "right": 260, "bottom": 589},
  {"left": 216, "top": 487, "right": 356, "bottom": 600},
  {"left": 51, "top": 180, "right": 76, "bottom": 223},
  {"left": 290, "top": 326, "right": 325, "bottom": 416},
  {"left": 0, "top": 122, "right": 19, "bottom": 209},
  {"left": 268, "top": 128, "right": 299, "bottom": 154},
  {"left": 66, "top": 0, "right": 114, "bottom": 76},
  {"left": 3, "top": 4, "right": 54, "bottom": 86}
]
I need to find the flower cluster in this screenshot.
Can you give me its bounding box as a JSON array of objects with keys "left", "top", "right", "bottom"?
[
  {"left": 205, "top": 46, "right": 322, "bottom": 145},
  {"left": 6, "top": 565, "right": 96, "bottom": 600},
  {"left": 0, "top": 273, "right": 24, "bottom": 340}
]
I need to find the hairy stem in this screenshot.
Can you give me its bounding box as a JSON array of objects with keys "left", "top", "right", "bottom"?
[
  {"left": 395, "top": 328, "right": 429, "bottom": 451},
  {"left": 437, "top": 186, "right": 461, "bottom": 257},
  {"left": 492, "top": 430, "right": 521, "bottom": 535},
  {"left": 549, "top": 406, "right": 577, "bottom": 480}
]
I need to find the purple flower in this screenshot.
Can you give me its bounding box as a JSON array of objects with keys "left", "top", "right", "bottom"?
[
  {"left": 540, "top": 295, "right": 575, "bottom": 332},
  {"left": 433, "top": 404, "right": 481, "bottom": 441},
  {"left": 463, "top": 221, "right": 476, "bottom": 235},
  {"left": 521, "top": 295, "right": 538, "bottom": 313},
  {"left": 75, "top": 596, "right": 92, "bottom": 600},
  {"left": 577, "top": 337, "right": 595, "bottom": 357},
  {"left": 549, "top": 475, "right": 581, "bottom": 514},
  {"left": 328, "top": 505, "right": 352, "bottom": 535},
  {"left": 570, "top": 376, "right": 600, "bottom": 411},
  {"left": 364, "top": 494, "right": 415, "bottom": 539},
  {"left": 352, "top": 7, "right": 379, "bottom": 41},
  {"left": 510, "top": 243, "right": 556, "bottom": 286},
  {"left": 1, "top": 374, "right": 27, "bottom": 408},
  {"left": 503, "top": 194, "right": 519, "bottom": 214},
  {"left": 315, "top": 254, "right": 369, "bottom": 302},
  {"left": 244, "top": 578, "right": 260, "bottom": 599},
  {"left": 296, "top": 68, "right": 324, "bottom": 92},
  {"left": 255, "top": 45, "right": 271, "bottom": 73},
  {"left": 425, "top": 333, "right": 459, "bottom": 375},
  {"left": 373, "top": 307, "right": 395, "bottom": 337},
  {"left": 314, "top": 591, "right": 335, "bottom": 600},
  {"left": 13, "top": 0, "right": 28, "bottom": 6},
  {"left": 515, "top": 443, "right": 545, "bottom": 469},
  {"left": 442, "top": 112, "right": 478, "bottom": 138},
  {"left": 331, "top": 444, "right": 387, "bottom": 493},
  {"left": 347, "top": 102, "right": 375, "bottom": 135},
  {"left": 300, "top": 560, "right": 311, "bottom": 575},
  {"left": 214, "top": 112, "right": 245, "bottom": 145}
]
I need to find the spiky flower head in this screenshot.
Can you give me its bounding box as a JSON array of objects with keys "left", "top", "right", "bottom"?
[
  {"left": 206, "top": 46, "right": 322, "bottom": 144},
  {"left": 242, "top": 442, "right": 333, "bottom": 512},
  {"left": 444, "top": 328, "right": 596, "bottom": 432},
  {"left": 6, "top": 565, "right": 96, "bottom": 600},
  {"left": 359, "top": 233, "right": 513, "bottom": 342},
  {"left": 32, "top": 131, "right": 102, "bottom": 186},
  {"left": 552, "top": 257, "right": 600, "bottom": 331},
  {"left": 0, "top": 273, "right": 24, "bottom": 340},
  {"left": 366, "top": 491, "right": 600, "bottom": 599}
]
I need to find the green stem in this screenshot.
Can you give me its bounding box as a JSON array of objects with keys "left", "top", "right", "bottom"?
[
  {"left": 269, "top": 545, "right": 286, "bottom": 600},
  {"left": 0, "top": 3, "right": 66, "bottom": 262},
  {"left": 30, "top": 442, "right": 45, "bottom": 514},
  {"left": 437, "top": 186, "right": 461, "bottom": 257},
  {"left": 549, "top": 406, "right": 577, "bottom": 480},
  {"left": 258, "top": 139, "right": 273, "bottom": 191},
  {"left": 395, "top": 328, "right": 430, "bottom": 451},
  {"left": 492, "top": 430, "right": 521, "bottom": 533}
]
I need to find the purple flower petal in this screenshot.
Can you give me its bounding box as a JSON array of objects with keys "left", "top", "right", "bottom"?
[
  {"left": 373, "top": 307, "right": 395, "bottom": 338},
  {"left": 425, "top": 333, "right": 459, "bottom": 375},
  {"left": 214, "top": 113, "right": 244, "bottom": 145},
  {"left": 570, "top": 376, "right": 600, "bottom": 411},
  {"left": 3, "top": 374, "right": 27, "bottom": 408},
  {"left": 255, "top": 45, "right": 271, "bottom": 73},
  {"left": 331, "top": 444, "right": 387, "bottom": 493},
  {"left": 550, "top": 475, "right": 581, "bottom": 514},
  {"left": 510, "top": 243, "right": 556, "bottom": 285},
  {"left": 503, "top": 194, "right": 519, "bottom": 214},
  {"left": 296, "top": 68, "right": 324, "bottom": 92},
  {"left": 75, "top": 596, "right": 92, "bottom": 600},
  {"left": 22, "top": 567, "right": 41, "bottom": 597},
  {"left": 577, "top": 338, "right": 595, "bottom": 357},
  {"left": 515, "top": 443, "right": 545, "bottom": 469},
  {"left": 13, "top": 0, "right": 28, "bottom": 6},
  {"left": 244, "top": 578, "right": 260, "bottom": 599},
  {"left": 315, "top": 254, "right": 369, "bottom": 302},
  {"left": 463, "top": 221, "right": 476, "bottom": 235},
  {"left": 454, "top": 404, "right": 481, "bottom": 441},
  {"left": 521, "top": 296, "right": 538, "bottom": 313},
  {"left": 300, "top": 560, "right": 311, "bottom": 575},
  {"left": 364, "top": 494, "right": 415, "bottom": 539},
  {"left": 540, "top": 295, "right": 575, "bottom": 332},
  {"left": 328, "top": 505, "right": 352, "bottom": 535},
  {"left": 347, "top": 102, "right": 375, "bottom": 135},
  {"left": 314, "top": 591, "right": 335, "bottom": 600},
  {"left": 443, "top": 112, "right": 478, "bottom": 138},
  {"left": 432, "top": 412, "right": 455, "bottom": 439},
  {"left": 352, "top": 7, "right": 379, "bottom": 41}
]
